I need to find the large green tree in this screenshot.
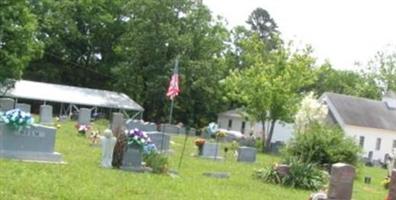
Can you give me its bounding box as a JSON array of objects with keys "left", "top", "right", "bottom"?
[
  {"left": 113, "top": 1, "right": 230, "bottom": 127},
  {"left": 224, "top": 34, "right": 316, "bottom": 152},
  {"left": 246, "top": 8, "right": 280, "bottom": 50},
  {"left": 0, "top": 0, "right": 41, "bottom": 91},
  {"left": 309, "top": 61, "right": 380, "bottom": 99}
]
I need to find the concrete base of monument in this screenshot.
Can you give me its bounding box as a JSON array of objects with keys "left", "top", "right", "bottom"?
[{"left": 0, "top": 150, "right": 65, "bottom": 164}]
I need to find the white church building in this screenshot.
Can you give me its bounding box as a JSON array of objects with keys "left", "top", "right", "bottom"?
[{"left": 321, "top": 92, "right": 396, "bottom": 163}]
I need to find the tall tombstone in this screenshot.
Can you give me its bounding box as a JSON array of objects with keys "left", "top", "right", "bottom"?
[
  {"left": 327, "top": 163, "right": 355, "bottom": 200},
  {"left": 78, "top": 108, "right": 91, "bottom": 125},
  {"left": 15, "top": 103, "right": 31, "bottom": 113},
  {"left": 0, "top": 98, "right": 14, "bottom": 112},
  {"left": 389, "top": 169, "right": 396, "bottom": 200},
  {"left": 121, "top": 144, "right": 143, "bottom": 171},
  {"left": 0, "top": 123, "right": 63, "bottom": 163},
  {"left": 40, "top": 105, "right": 53, "bottom": 125},
  {"left": 111, "top": 112, "right": 124, "bottom": 136}
]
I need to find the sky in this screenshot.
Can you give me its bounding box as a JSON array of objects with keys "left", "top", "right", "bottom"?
[{"left": 203, "top": 0, "right": 396, "bottom": 70}]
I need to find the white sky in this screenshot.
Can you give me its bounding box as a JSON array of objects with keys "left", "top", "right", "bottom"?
[{"left": 203, "top": 0, "right": 396, "bottom": 70}]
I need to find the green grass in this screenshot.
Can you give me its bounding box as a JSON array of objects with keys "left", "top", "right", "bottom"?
[{"left": 0, "top": 120, "right": 389, "bottom": 199}]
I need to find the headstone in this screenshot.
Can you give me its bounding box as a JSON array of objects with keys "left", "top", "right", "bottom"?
[
  {"left": 121, "top": 144, "right": 143, "bottom": 171},
  {"left": 0, "top": 98, "right": 14, "bottom": 112},
  {"left": 146, "top": 131, "right": 170, "bottom": 152},
  {"left": 0, "top": 123, "right": 63, "bottom": 163},
  {"left": 201, "top": 143, "right": 222, "bottom": 160},
  {"left": 389, "top": 169, "right": 396, "bottom": 200},
  {"left": 203, "top": 172, "right": 230, "bottom": 179},
  {"left": 275, "top": 164, "right": 290, "bottom": 177},
  {"left": 40, "top": 105, "right": 53, "bottom": 125},
  {"left": 239, "top": 138, "right": 256, "bottom": 147},
  {"left": 327, "top": 163, "right": 355, "bottom": 200},
  {"left": 78, "top": 108, "right": 91, "bottom": 125},
  {"left": 270, "top": 141, "right": 285, "bottom": 154},
  {"left": 100, "top": 129, "right": 116, "bottom": 168},
  {"left": 237, "top": 146, "right": 256, "bottom": 163},
  {"left": 15, "top": 103, "right": 31, "bottom": 113},
  {"left": 141, "top": 123, "right": 157, "bottom": 132},
  {"left": 111, "top": 112, "right": 124, "bottom": 136},
  {"left": 161, "top": 124, "right": 180, "bottom": 134},
  {"left": 126, "top": 120, "right": 142, "bottom": 130}
]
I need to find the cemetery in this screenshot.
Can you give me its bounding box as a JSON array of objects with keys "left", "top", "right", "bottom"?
[{"left": 3, "top": 1, "right": 396, "bottom": 199}]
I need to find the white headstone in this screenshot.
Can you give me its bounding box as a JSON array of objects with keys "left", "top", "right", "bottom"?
[
  {"left": 0, "top": 98, "right": 14, "bottom": 112},
  {"left": 0, "top": 123, "right": 63, "bottom": 163},
  {"left": 40, "top": 105, "right": 53, "bottom": 125},
  {"left": 78, "top": 108, "right": 91, "bottom": 125},
  {"left": 15, "top": 103, "right": 31, "bottom": 113},
  {"left": 100, "top": 129, "right": 116, "bottom": 168}
]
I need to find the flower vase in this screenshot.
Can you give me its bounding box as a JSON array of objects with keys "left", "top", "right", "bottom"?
[{"left": 198, "top": 145, "right": 203, "bottom": 156}]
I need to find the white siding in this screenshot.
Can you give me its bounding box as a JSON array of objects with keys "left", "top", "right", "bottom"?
[
  {"left": 343, "top": 125, "right": 396, "bottom": 161},
  {"left": 217, "top": 115, "right": 293, "bottom": 143}
]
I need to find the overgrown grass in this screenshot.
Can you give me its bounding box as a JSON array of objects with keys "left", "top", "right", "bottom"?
[{"left": 0, "top": 120, "right": 388, "bottom": 199}]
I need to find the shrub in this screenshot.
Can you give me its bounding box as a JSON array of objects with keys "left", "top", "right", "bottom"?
[
  {"left": 143, "top": 152, "right": 169, "bottom": 174},
  {"left": 254, "top": 158, "right": 327, "bottom": 190},
  {"left": 283, "top": 123, "right": 362, "bottom": 167}
]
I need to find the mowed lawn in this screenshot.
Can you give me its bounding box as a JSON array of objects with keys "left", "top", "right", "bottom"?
[{"left": 0, "top": 120, "right": 389, "bottom": 200}]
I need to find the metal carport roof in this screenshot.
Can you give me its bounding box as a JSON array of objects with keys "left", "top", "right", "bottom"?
[{"left": 3, "top": 80, "right": 144, "bottom": 111}]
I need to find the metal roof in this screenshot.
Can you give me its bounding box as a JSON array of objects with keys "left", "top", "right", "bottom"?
[
  {"left": 322, "top": 92, "right": 396, "bottom": 131},
  {"left": 3, "top": 80, "right": 144, "bottom": 111}
]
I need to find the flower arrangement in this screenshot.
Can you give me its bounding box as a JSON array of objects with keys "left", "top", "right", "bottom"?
[
  {"left": 143, "top": 143, "right": 158, "bottom": 155},
  {"left": 216, "top": 130, "right": 227, "bottom": 138},
  {"left": 194, "top": 138, "right": 206, "bottom": 155},
  {"left": 125, "top": 128, "right": 151, "bottom": 148},
  {"left": 382, "top": 177, "right": 391, "bottom": 189},
  {"left": 75, "top": 124, "right": 91, "bottom": 134},
  {"left": 89, "top": 130, "right": 100, "bottom": 145},
  {"left": 0, "top": 109, "right": 34, "bottom": 130}
]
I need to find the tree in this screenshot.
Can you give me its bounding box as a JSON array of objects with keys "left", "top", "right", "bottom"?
[
  {"left": 25, "top": 0, "right": 127, "bottom": 88},
  {"left": 0, "top": 0, "right": 41, "bottom": 91},
  {"left": 224, "top": 34, "right": 316, "bottom": 152},
  {"left": 246, "top": 8, "right": 280, "bottom": 50},
  {"left": 361, "top": 47, "right": 396, "bottom": 95},
  {"left": 308, "top": 61, "right": 381, "bottom": 99}
]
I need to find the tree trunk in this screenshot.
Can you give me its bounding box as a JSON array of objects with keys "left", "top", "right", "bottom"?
[
  {"left": 264, "top": 119, "right": 277, "bottom": 152},
  {"left": 261, "top": 120, "right": 266, "bottom": 152}
]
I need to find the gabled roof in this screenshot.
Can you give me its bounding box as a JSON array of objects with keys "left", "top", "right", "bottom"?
[
  {"left": 218, "top": 108, "right": 244, "bottom": 118},
  {"left": 322, "top": 92, "right": 396, "bottom": 131},
  {"left": 3, "top": 80, "right": 144, "bottom": 111}
]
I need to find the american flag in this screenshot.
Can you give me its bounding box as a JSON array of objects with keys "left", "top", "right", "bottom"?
[{"left": 166, "top": 59, "right": 180, "bottom": 100}]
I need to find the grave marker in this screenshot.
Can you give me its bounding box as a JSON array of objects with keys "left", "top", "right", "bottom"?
[
  {"left": 201, "top": 143, "right": 222, "bottom": 160},
  {"left": 0, "top": 98, "right": 14, "bottom": 112},
  {"left": 40, "top": 105, "right": 53, "bottom": 125},
  {"left": 121, "top": 144, "right": 143, "bottom": 172},
  {"left": 15, "top": 103, "right": 31, "bottom": 113},
  {"left": 111, "top": 112, "right": 124, "bottom": 136},
  {"left": 78, "top": 108, "right": 91, "bottom": 125},
  {"left": 147, "top": 131, "right": 170, "bottom": 152},
  {"left": 237, "top": 146, "right": 256, "bottom": 163},
  {"left": 327, "top": 163, "right": 355, "bottom": 200},
  {"left": 0, "top": 123, "right": 63, "bottom": 163},
  {"left": 389, "top": 169, "right": 396, "bottom": 200}
]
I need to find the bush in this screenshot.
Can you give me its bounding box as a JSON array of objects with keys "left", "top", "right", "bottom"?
[
  {"left": 254, "top": 158, "right": 327, "bottom": 190},
  {"left": 143, "top": 152, "right": 169, "bottom": 174},
  {"left": 282, "top": 123, "right": 362, "bottom": 167}
]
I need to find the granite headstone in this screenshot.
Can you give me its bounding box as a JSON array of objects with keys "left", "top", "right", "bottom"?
[
  {"left": 237, "top": 146, "right": 256, "bottom": 163},
  {"left": 40, "top": 105, "right": 53, "bottom": 125},
  {"left": 15, "top": 103, "right": 31, "bottom": 113},
  {"left": 0, "top": 123, "right": 63, "bottom": 163},
  {"left": 0, "top": 98, "right": 14, "bottom": 112},
  {"left": 78, "top": 108, "right": 91, "bottom": 125},
  {"left": 147, "top": 131, "right": 170, "bottom": 152},
  {"left": 327, "top": 163, "right": 355, "bottom": 200}
]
